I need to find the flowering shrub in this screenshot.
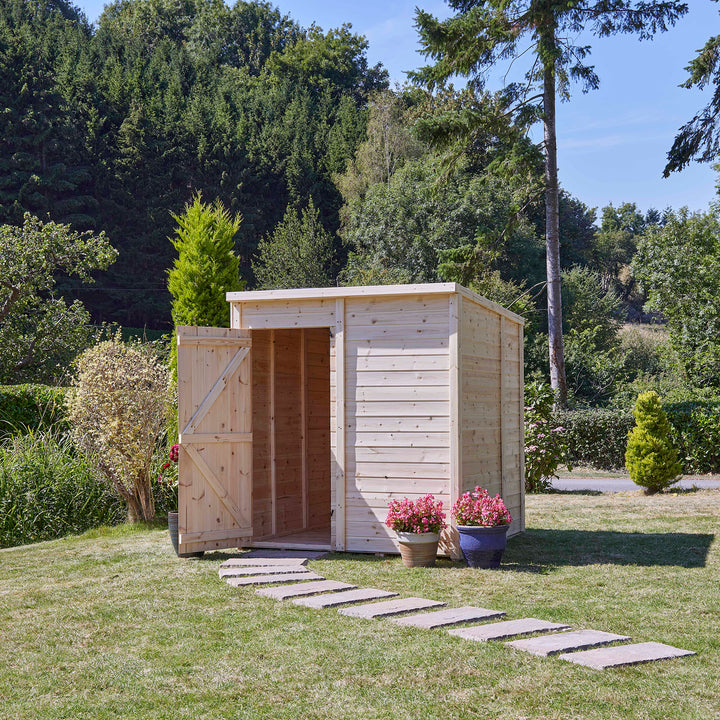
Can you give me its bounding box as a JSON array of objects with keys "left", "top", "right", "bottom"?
[
  {"left": 67, "top": 337, "right": 170, "bottom": 523},
  {"left": 385, "top": 494, "right": 446, "bottom": 534},
  {"left": 452, "top": 486, "right": 511, "bottom": 527},
  {"left": 155, "top": 443, "right": 179, "bottom": 513},
  {"left": 524, "top": 380, "right": 571, "bottom": 493}
]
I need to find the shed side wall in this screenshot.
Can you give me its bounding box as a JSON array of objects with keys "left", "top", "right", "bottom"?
[
  {"left": 339, "top": 294, "right": 452, "bottom": 553},
  {"left": 459, "top": 296, "right": 525, "bottom": 536}
]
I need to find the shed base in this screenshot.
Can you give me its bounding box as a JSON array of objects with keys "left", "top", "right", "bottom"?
[{"left": 245, "top": 528, "right": 331, "bottom": 552}]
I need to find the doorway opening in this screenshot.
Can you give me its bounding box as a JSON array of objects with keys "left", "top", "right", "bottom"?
[{"left": 249, "top": 328, "right": 331, "bottom": 550}]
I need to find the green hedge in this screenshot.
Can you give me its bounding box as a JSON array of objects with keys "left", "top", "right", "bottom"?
[
  {"left": 0, "top": 385, "right": 69, "bottom": 439},
  {"left": 553, "top": 403, "right": 720, "bottom": 474},
  {"left": 553, "top": 409, "right": 634, "bottom": 470}
]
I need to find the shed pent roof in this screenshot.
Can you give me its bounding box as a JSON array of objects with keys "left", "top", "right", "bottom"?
[{"left": 226, "top": 282, "right": 525, "bottom": 325}]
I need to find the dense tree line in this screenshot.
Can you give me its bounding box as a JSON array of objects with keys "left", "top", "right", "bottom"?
[
  {"left": 0, "top": 0, "right": 385, "bottom": 327},
  {"left": 5, "top": 0, "right": 720, "bottom": 406}
]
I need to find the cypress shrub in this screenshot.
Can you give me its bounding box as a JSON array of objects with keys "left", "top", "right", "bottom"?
[{"left": 625, "top": 391, "right": 682, "bottom": 494}]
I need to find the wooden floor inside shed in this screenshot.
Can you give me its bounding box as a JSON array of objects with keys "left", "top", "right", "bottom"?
[{"left": 246, "top": 528, "right": 331, "bottom": 551}]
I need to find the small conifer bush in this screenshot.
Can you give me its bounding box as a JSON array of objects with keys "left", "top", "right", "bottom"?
[{"left": 625, "top": 391, "right": 682, "bottom": 494}]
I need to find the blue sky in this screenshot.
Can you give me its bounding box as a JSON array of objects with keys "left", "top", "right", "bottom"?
[{"left": 75, "top": 0, "right": 719, "bottom": 217}]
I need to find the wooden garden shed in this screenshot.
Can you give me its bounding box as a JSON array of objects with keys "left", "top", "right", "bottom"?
[{"left": 176, "top": 283, "right": 525, "bottom": 558}]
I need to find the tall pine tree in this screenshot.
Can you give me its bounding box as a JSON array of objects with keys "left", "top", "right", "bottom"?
[{"left": 412, "top": 0, "right": 687, "bottom": 406}]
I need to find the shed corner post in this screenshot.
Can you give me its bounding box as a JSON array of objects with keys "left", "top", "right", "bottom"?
[
  {"left": 230, "top": 301, "right": 242, "bottom": 329},
  {"left": 448, "top": 293, "right": 463, "bottom": 560},
  {"left": 333, "top": 298, "right": 346, "bottom": 551}
]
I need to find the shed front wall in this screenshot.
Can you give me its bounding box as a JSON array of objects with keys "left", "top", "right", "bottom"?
[
  {"left": 231, "top": 293, "right": 454, "bottom": 555},
  {"left": 459, "top": 295, "right": 525, "bottom": 537}
]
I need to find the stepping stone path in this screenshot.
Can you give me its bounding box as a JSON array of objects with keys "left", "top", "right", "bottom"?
[
  {"left": 507, "top": 630, "right": 631, "bottom": 656},
  {"left": 257, "top": 580, "right": 356, "bottom": 600},
  {"left": 339, "top": 597, "right": 446, "bottom": 619},
  {"left": 218, "top": 551, "right": 695, "bottom": 669},
  {"left": 559, "top": 642, "right": 696, "bottom": 669},
  {"left": 390, "top": 606, "right": 505, "bottom": 629},
  {"left": 449, "top": 618, "right": 570, "bottom": 642},
  {"left": 294, "top": 588, "right": 398, "bottom": 609}
]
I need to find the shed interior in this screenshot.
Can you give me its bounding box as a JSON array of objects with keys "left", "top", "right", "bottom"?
[{"left": 250, "top": 327, "right": 332, "bottom": 549}]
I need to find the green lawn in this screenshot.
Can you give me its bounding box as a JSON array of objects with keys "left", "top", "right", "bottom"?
[{"left": 1, "top": 491, "right": 719, "bottom": 719}]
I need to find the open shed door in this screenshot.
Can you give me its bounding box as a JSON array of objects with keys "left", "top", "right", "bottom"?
[{"left": 177, "top": 326, "right": 253, "bottom": 554}]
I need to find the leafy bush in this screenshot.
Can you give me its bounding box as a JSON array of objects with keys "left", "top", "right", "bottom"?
[
  {"left": 0, "top": 384, "right": 69, "bottom": 440},
  {"left": 0, "top": 429, "right": 124, "bottom": 548},
  {"left": 626, "top": 391, "right": 682, "bottom": 494},
  {"left": 0, "top": 214, "right": 117, "bottom": 385},
  {"left": 524, "top": 381, "right": 571, "bottom": 492},
  {"left": 553, "top": 408, "right": 634, "bottom": 470},
  {"left": 68, "top": 338, "right": 170, "bottom": 523}
]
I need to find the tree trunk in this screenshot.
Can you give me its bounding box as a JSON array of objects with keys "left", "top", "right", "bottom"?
[
  {"left": 543, "top": 50, "right": 567, "bottom": 408},
  {"left": 136, "top": 470, "right": 156, "bottom": 523}
]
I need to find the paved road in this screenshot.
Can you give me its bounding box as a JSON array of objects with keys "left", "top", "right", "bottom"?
[{"left": 551, "top": 477, "right": 720, "bottom": 492}]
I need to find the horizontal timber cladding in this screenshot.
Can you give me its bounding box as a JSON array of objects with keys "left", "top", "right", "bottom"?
[
  {"left": 459, "top": 295, "right": 525, "bottom": 536},
  {"left": 343, "top": 294, "right": 452, "bottom": 554},
  {"left": 232, "top": 298, "right": 336, "bottom": 329}
]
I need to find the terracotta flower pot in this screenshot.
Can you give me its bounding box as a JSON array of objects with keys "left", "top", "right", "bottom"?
[{"left": 396, "top": 531, "right": 440, "bottom": 568}]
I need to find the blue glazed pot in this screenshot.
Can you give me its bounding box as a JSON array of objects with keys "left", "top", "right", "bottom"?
[{"left": 456, "top": 524, "right": 510, "bottom": 568}]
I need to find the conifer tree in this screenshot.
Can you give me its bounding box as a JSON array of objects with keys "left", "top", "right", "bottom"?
[
  {"left": 168, "top": 194, "right": 243, "bottom": 331},
  {"left": 625, "top": 391, "right": 682, "bottom": 494},
  {"left": 253, "top": 200, "right": 334, "bottom": 289}
]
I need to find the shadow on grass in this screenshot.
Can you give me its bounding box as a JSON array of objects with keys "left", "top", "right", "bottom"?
[{"left": 502, "top": 528, "right": 714, "bottom": 573}]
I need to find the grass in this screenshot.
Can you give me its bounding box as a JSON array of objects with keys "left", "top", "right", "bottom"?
[{"left": 1, "top": 492, "right": 719, "bottom": 719}]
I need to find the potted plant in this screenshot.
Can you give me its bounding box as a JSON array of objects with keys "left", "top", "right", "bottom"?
[
  {"left": 452, "top": 487, "right": 512, "bottom": 568},
  {"left": 385, "top": 494, "right": 446, "bottom": 567}
]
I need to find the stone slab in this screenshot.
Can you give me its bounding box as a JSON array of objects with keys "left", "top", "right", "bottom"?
[
  {"left": 241, "top": 549, "right": 327, "bottom": 560},
  {"left": 389, "top": 606, "right": 506, "bottom": 629},
  {"left": 507, "top": 630, "right": 631, "bottom": 657},
  {"left": 219, "top": 565, "right": 311, "bottom": 578},
  {"left": 256, "top": 580, "right": 356, "bottom": 600},
  {"left": 225, "top": 571, "right": 324, "bottom": 587},
  {"left": 220, "top": 557, "right": 309, "bottom": 568},
  {"left": 339, "top": 597, "right": 446, "bottom": 619},
  {"left": 293, "top": 588, "right": 399, "bottom": 609},
  {"left": 449, "top": 618, "right": 571, "bottom": 642},
  {"left": 559, "top": 642, "right": 696, "bottom": 669}
]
